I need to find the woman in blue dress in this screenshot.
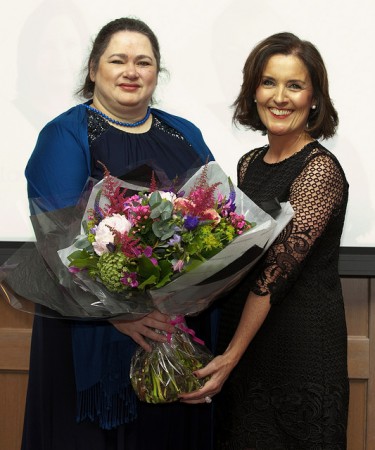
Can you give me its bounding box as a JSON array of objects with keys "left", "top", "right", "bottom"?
[{"left": 22, "top": 17, "right": 215, "bottom": 450}]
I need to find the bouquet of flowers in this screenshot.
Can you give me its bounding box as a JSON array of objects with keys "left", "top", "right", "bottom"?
[
  {"left": 62, "top": 162, "right": 254, "bottom": 299},
  {"left": 0, "top": 161, "right": 294, "bottom": 403}
]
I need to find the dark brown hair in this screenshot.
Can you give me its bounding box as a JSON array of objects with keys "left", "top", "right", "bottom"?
[
  {"left": 233, "top": 32, "right": 338, "bottom": 139},
  {"left": 77, "top": 17, "right": 162, "bottom": 99}
]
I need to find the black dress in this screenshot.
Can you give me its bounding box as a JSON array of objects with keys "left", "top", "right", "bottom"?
[
  {"left": 215, "top": 142, "right": 349, "bottom": 450},
  {"left": 21, "top": 111, "right": 214, "bottom": 450}
]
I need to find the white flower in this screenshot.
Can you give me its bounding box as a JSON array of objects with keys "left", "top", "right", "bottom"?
[
  {"left": 92, "top": 214, "right": 132, "bottom": 256},
  {"left": 146, "top": 191, "right": 177, "bottom": 203},
  {"left": 159, "top": 191, "right": 177, "bottom": 202}
]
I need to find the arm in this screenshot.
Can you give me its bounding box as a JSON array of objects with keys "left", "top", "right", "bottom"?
[{"left": 180, "top": 152, "right": 346, "bottom": 402}]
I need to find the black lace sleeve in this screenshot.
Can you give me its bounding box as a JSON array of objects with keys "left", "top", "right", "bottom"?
[{"left": 252, "top": 152, "right": 346, "bottom": 304}]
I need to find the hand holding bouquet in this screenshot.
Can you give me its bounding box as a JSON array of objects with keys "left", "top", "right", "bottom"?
[{"left": 130, "top": 315, "right": 213, "bottom": 403}]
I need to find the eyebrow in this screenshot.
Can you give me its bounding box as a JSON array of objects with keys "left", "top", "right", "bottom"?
[
  {"left": 108, "top": 53, "right": 154, "bottom": 60},
  {"left": 262, "top": 75, "right": 309, "bottom": 85}
]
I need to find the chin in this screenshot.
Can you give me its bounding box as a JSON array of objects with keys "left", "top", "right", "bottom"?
[{"left": 269, "top": 128, "right": 291, "bottom": 136}]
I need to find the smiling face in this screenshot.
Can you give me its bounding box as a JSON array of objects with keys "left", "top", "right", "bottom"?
[
  {"left": 255, "top": 54, "right": 315, "bottom": 140},
  {"left": 90, "top": 30, "right": 158, "bottom": 117}
]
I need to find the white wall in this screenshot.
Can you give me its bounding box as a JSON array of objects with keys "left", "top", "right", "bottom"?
[{"left": 1, "top": 0, "right": 374, "bottom": 246}]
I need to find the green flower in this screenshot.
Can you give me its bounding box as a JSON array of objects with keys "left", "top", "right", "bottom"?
[
  {"left": 97, "top": 251, "right": 130, "bottom": 293},
  {"left": 213, "top": 221, "right": 236, "bottom": 244}
]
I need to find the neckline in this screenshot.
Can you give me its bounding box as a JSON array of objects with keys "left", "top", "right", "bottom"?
[
  {"left": 261, "top": 140, "right": 317, "bottom": 166},
  {"left": 86, "top": 106, "right": 154, "bottom": 135},
  {"left": 85, "top": 103, "right": 151, "bottom": 128}
]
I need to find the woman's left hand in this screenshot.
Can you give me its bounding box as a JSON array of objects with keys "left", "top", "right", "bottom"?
[
  {"left": 109, "top": 310, "right": 175, "bottom": 352},
  {"left": 178, "top": 352, "right": 235, "bottom": 404},
  {"left": 180, "top": 291, "right": 272, "bottom": 404}
]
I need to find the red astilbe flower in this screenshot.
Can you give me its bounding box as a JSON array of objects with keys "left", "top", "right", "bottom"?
[
  {"left": 97, "top": 161, "right": 129, "bottom": 216},
  {"left": 149, "top": 171, "right": 158, "bottom": 193},
  {"left": 112, "top": 228, "right": 143, "bottom": 258},
  {"left": 185, "top": 164, "right": 221, "bottom": 217}
]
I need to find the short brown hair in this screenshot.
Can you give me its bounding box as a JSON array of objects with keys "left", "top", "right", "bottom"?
[{"left": 233, "top": 32, "right": 338, "bottom": 139}]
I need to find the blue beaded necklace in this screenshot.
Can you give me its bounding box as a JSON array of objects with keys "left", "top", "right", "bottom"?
[{"left": 84, "top": 103, "right": 151, "bottom": 127}]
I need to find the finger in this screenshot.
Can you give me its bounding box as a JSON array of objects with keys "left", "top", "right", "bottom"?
[
  {"left": 179, "top": 389, "right": 211, "bottom": 403},
  {"left": 131, "top": 333, "right": 152, "bottom": 352},
  {"left": 144, "top": 327, "right": 170, "bottom": 343},
  {"left": 192, "top": 366, "right": 213, "bottom": 379},
  {"left": 146, "top": 310, "right": 171, "bottom": 322},
  {"left": 144, "top": 317, "right": 175, "bottom": 334}
]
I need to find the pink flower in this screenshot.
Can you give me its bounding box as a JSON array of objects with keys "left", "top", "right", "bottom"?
[
  {"left": 200, "top": 208, "right": 221, "bottom": 225},
  {"left": 173, "top": 259, "right": 185, "bottom": 272},
  {"left": 229, "top": 212, "right": 250, "bottom": 232},
  {"left": 126, "top": 204, "right": 150, "bottom": 226},
  {"left": 173, "top": 197, "right": 194, "bottom": 215},
  {"left": 121, "top": 272, "right": 139, "bottom": 288},
  {"left": 143, "top": 246, "right": 158, "bottom": 265}
]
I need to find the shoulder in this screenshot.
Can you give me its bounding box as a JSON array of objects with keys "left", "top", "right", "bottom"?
[
  {"left": 42, "top": 103, "right": 87, "bottom": 133},
  {"left": 151, "top": 108, "right": 204, "bottom": 136},
  {"left": 293, "top": 142, "right": 349, "bottom": 201},
  {"left": 237, "top": 146, "right": 267, "bottom": 183},
  {"left": 35, "top": 104, "right": 89, "bottom": 154},
  {"left": 27, "top": 103, "right": 90, "bottom": 178},
  {"left": 238, "top": 145, "right": 267, "bottom": 168},
  {"left": 303, "top": 142, "right": 348, "bottom": 185},
  {"left": 151, "top": 107, "right": 214, "bottom": 162}
]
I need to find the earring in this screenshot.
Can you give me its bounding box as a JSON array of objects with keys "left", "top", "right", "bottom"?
[
  {"left": 254, "top": 99, "right": 257, "bottom": 103},
  {"left": 311, "top": 105, "right": 317, "bottom": 110}
]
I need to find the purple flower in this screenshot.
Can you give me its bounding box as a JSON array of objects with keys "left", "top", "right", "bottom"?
[
  {"left": 121, "top": 272, "right": 139, "bottom": 288},
  {"left": 184, "top": 215, "right": 199, "bottom": 230},
  {"left": 68, "top": 266, "right": 82, "bottom": 274},
  {"left": 228, "top": 178, "right": 236, "bottom": 204},
  {"left": 106, "top": 242, "right": 116, "bottom": 252},
  {"left": 168, "top": 233, "right": 181, "bottom": 246},
  {"left": 143, "top": 246, "right": 153, "bottom": 257}
]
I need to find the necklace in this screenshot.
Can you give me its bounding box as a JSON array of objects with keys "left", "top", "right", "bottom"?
[{"left": 84, "top": 104, "right": 151, "bottom": 128}]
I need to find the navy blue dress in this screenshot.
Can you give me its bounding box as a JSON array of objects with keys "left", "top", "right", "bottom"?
[{"left": 21, "top": 111, "right": 214, "bottom": 450}]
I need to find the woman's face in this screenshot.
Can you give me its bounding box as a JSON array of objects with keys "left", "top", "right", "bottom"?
[
  {"left": 255, "top": 54, "right": 315, "bottom": 139},
  {"left": 90, "top": 31, "right": 158, "bottom": 115}
]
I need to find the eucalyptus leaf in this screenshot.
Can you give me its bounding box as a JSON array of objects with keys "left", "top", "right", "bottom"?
[
  {"left": 150, "top": 200, "right": 173, "bottom": 220},
  {"left": 148, "top": 191, "right": 162, "bottom": 207},
  {"left": 152, "top": 221, "right": 175, "bottom": 240}
]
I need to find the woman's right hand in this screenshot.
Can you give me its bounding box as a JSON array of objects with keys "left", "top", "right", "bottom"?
[{"left": 109, "top": 310, "right": 176, "bottom": 352}]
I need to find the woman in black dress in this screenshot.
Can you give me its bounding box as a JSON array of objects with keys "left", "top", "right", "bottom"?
[
  {"left": 22, "top": 17, "right": 215, "bottom": 450},
  {"left": 180, "top": 32, "right": 349, "bottom": 449}
]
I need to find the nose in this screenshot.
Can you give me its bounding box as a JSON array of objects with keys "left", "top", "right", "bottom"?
[
  {"left": 273, "top": 85, "right": 287, "bottom": 104},
  {"left": 123, "top": 62, "right": 138, "bottom": 79}
]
